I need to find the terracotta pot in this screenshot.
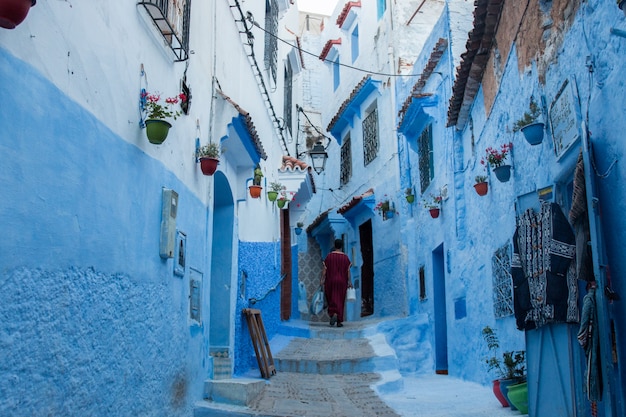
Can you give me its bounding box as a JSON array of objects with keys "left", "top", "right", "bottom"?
[
  {"left": 429, "top": 208, "right": 440, "bottom": 218},
  {"left": 249, "top": 185, "right": 262, "bottom": 198},
  {"left": 0, "top": 0, "right": 36, "bottom": 30},
  {"left": 474, "top": 182, "right": 488, "bottom": 196},
  {"left": 199, "top": 157, "right": 219, "bottom": 176}
]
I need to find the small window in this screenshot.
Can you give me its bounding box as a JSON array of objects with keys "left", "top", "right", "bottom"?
[
  {"left": 333, "top": 58, "right": 341, "bottom": 91},
  {"left": 351, "top": 25, "right": 359, "bottom": 63},
  {"left": 340, "top": 133, "right": 352, "bottom": 185},
  {"left": 190, "top": 278, "right": 201, "bottom": 322},
  {"left": 138, "top": 0, "right": 191, "bottom": 62},
  {"left": 418, "top": 124, "right": 434, "bottom": 193},
  {"left": 377, "top": 0, "right": 387, "bottom": 19},
  {"left": 363, "top": 105, "right": 379, "bottom": 166}
]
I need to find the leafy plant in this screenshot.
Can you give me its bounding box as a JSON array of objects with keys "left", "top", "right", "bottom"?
[
  {"left": 475, "top": 175, "right": 488, "bottom": 184},
  {"left": 513, "top": 96, "right": 541, "bottom": 132},
  {"left": 142, "top": 91, "right": 187, "bottom": 120},
  {"left": 481, "top": 143, "right": 512, "bottom": 168},
  {"left": 296, "top": 221, "right": 304, "bottom": 228},
  {"left": 253, "top": 164, "right": 263, "bottom": 186},
  {"left": 422, "top": 194, "right": 442, "bottom": 209},
  {"left": 197, "top": 142, "right": 220, "bottom": 158},
  {"left": 405, "top": 187, "right": 414, "bottom": 196},
  {"left": 482, "top": 326, "right": 526, "bottom": 380},
  {"left": 269, "top": 181, "right": 283, "bottom": 192}
]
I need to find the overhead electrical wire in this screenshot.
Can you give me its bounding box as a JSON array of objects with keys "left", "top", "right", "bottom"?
[{"left": 247, "top": 14, "right": 423, "bottom": 78}]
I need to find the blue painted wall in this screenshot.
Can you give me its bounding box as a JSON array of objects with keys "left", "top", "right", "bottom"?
[
  {"left": 0, "top": 48, "right": 209, "bottom": 415},
  {"left": 235, "top": 241, "right": 282, "bottom": 376}
]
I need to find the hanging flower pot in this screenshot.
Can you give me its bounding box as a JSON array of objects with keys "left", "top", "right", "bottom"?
[
  {"left": 145, "top": 119, "right": 172, "bottom": 144},
  {"left": 294, "top": 227, "right": 302, "bottom": 235},
  {"left": 520, "top": 122, "right": 544, "bottom": 145},
  {"left": 405, "top": 194, "right": 415, "bottom": 204},
  {"left": 493, "top": 165, "right": 512, "bottom": 183},
  {"left": 429, "top": 208, "right": 440, "bottom": 219},
  {"left": 267, "top": 191, "right": 278, "bottom": 202},
  {"left": 249, "top": 185, "right": 262, "bottom": 199},
  {"left": 474, "top": 182, "right": 488, "bottom": 196},
  {"left": 277, "top": 199, "right": 287, "bottom": 209},
  {"left": 199, "top": 157, "right": 219, "bottom": 176},
  {"left": 0, "top": 0, "right": 36, "bottom": 30}
]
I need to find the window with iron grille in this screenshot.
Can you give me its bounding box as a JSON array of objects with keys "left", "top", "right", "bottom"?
[
  {"left": 340, "top": 134, "right": 352, "bottom": 185},
  {"left": 138, "top": 0, "right": 191, "bottom": 62},
  {"left": 190, "top": 277, "right": 202, "bottom": 323},
  {"left": 418, "top": 124, "right": 434, "bottom": 193},
  {"left": 264, "top": 0, "right": 278, "bottom": 83},
  {"left": 363, "top": 106, "right": 379, "bottom": 166},
  {"left": 283, "top": 60, "right": 293, "bottom": 137},
  {"left": 492, "top": 242, "right": 514, "bottom": 318}
]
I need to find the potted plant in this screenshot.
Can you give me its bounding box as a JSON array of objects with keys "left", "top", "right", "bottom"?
[
  {"left": 294, "top": 222, "right": 304, "bottom": 235},
  {"left": 267, "top": 181, "right": 282, "bottom": 202},
  {"left": 481, "top": 142, "right": 513, "bottom": 183},
  {"left": 374, "top": 199, "right": 397, "bottom": 220},
  {"left": 422, "top": 194, "right": 442, "bottom": 218},
  {"left": 405, "top": 187, "right": 415, "bottom": 204},
  {"left": 513, "top": 96, "right": 544, "bottom": 145},
  {"left": 141, "top": 90, "right": 187, "bottom": 144},
  {"left": 197, "top": 142, "right": 220, "bottom": 176},
  {"left": 276, "top": 191, "right": 288, "bottom": 209},
  {"left": 249, "top": 164, "right": 263, "bottom": 198},
  {"left": 474, "top": 175, "right": 488, "bottom": 196},
  {"left": 482, "top": 326, "right": 526, "bottom": 409},
  {"left": 0, "top": 0, "right": 36, "bottom": 30}
]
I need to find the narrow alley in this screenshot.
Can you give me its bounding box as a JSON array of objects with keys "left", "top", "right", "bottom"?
[{"left": 195, "top": 318, "right": 524, "bottom": 417}]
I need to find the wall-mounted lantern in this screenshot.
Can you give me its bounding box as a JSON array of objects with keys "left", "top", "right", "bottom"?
[{"left": 309, "top": 141, "right": 328, "bottom": 174}]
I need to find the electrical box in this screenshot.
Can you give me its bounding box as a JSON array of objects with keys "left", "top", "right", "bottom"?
[{"left": 160, "top": 188, "right": 178, "bottom": 259}]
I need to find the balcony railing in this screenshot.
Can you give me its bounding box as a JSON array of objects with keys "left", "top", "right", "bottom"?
[{"left": 138, "top": 0, "right": 191, "bottom": 62}]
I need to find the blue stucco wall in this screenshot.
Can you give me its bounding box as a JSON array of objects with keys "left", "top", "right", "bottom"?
[
  {"left": 235, "top": 241, "right": 282, "bottom": 376},
  {"left": 0, "top": 48, "right": 209, "bottom": 416}
]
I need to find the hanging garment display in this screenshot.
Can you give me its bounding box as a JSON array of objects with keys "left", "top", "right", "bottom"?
[{"left": 511, "top": 201, "right": 579, "bottom": 330}]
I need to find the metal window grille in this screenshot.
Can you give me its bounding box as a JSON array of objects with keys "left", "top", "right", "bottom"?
[
  {"left": 284, "top": 60, "right": 293, "bottom": 137},
  {"left": 363, "top": 107, "right": 379, "bottom": 166},
  {"left": 138, "top": 0, "right": 191, "bottom": 62},
  {"left": 340, "top": 134, "right": 352, "bottom": 185},
  {"left": 418, "top": 124, "right": 433, "bottom": 193},
  {"left": 491, "top": 242, "right": 514, "bottom": 318},
  {"left": 264, "top": 0, "right": 278, "bottom": 83}
]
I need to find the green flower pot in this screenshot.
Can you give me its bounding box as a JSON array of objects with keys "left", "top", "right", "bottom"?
[
  {"left": 145, "top": 119, "right": 172, "bottom": 144},
  {"left": 277, "top": 199, "right": 286, "bottom": 209},
  {"left": 506, "top": 381, "right": 528, "bottom": 414},
  {"left": 267, "top": 191, "right": 278, "bottom": 202},
  {"left": 406, "top": 195, "right": 415, "bottom": 203}
]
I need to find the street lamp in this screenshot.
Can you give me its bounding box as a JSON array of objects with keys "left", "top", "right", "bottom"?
[{"left": 309, "top": 141, "right": 328, "bottom": 174}]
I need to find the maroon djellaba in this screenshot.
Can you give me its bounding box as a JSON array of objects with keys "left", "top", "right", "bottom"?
[{"left": 322, "top": 239, "right": 353, "bottom": 327}]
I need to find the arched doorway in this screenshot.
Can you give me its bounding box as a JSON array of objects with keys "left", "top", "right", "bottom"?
[{"left": 209, "top": 172, "right": 235, "bottom": 376}]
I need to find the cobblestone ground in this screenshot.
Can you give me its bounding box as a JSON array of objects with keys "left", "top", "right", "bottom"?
[{"left": 248, "top": 372, "right": 400, "bottom": 417}]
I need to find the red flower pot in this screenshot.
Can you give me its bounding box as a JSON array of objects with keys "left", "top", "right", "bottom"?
[
  {"left": 0, "top": 0, "right": 36, "bottom": 29},
  {"left": 249, "top": 185, "right": 262, "bottom": 199},
  {"left": 199, "top": 157, "right": 219, "bottom": 176},
  {"left": 429, "top": 208, "right": 440, "bottom": 218},
  {"left": 474, "top": 182, "right": 488, "bottom": 196},
  {"left": 492, "top": 379, "right": 510, "bottom": 408}
]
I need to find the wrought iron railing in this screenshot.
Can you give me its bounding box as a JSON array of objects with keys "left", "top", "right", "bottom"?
[{"left": 137, "top": 0, "right": 191, "bottom": 62}]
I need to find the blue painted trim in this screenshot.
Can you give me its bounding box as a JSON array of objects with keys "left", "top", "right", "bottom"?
[
  {"left": 330, "top": 78, "right": 382, "bottom": 143},
  {"left": 398, "top": 94, "right": 439, "bottom": 139},
  {"left": 339, "top": 195, "right": 376, "bottom": 225},
  {"left": 231, "top": 115, "right": 261, "bottom": 165}
]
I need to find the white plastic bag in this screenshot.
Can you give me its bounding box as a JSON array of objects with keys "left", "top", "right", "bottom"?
[
  {"left": 346, "top": 287, "right": 356, "bottom": 302},
  {"left": 298, "top": 281, "right": 308, "bottom": 314},
  {"left": 310, "top": 286, "right": 325, "bottom": 315}
]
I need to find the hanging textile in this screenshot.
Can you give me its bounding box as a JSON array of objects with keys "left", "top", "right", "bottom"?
[
  {"left": 569, "top": 150, "right": 594, "bottom": 282},
  {"left": 511, "top": 201, "right": 579, "bottom": 330},
  {"left": 577, "top": 285, "right": 603, "bottom": 404}
]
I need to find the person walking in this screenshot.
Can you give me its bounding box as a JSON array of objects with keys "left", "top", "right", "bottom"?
[{"left": 322, "top": 239, "right": 353, "bottom": 327}]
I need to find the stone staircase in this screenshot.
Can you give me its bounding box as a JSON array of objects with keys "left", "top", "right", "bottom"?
[{"left": 194, "top": 320, "right": 403, "bottom": 417}]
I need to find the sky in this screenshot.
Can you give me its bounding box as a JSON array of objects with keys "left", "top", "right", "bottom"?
[{"left": 298, "top": 0, "right": 339, "bottom": 15}]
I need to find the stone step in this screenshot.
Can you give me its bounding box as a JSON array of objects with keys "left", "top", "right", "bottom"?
[{"left": 203, "top": 378, "right": 266, "bottom": 407}]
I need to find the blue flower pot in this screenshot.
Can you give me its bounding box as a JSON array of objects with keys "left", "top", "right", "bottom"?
[
  {"left": 493, "top": 165, "right": 511, "bottom": 183},
  {"left": 520, "top": 122, "right": 544, "bottom": 145}
]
